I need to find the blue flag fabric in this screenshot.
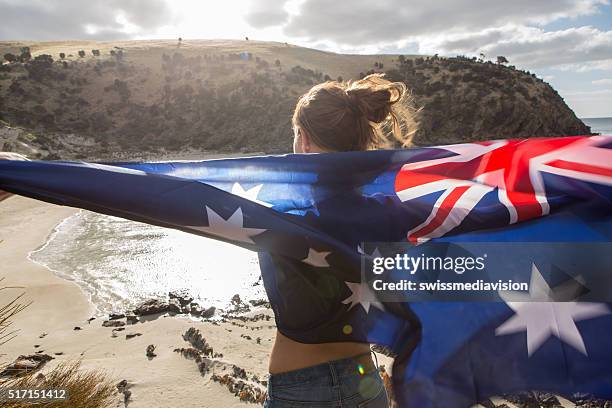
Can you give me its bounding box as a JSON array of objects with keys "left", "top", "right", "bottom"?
[{"left": 1, "top": 135, "right": 612, "bottom": 406}]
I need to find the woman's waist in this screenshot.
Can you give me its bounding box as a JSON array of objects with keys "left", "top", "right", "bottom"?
[{"left": 269, "top": 331, "right": 371, "bottom": 374}]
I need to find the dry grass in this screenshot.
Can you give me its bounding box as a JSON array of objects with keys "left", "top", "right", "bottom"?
[
  {"left": 0, "top": 270, "right": 119, "bottom": 407},
  {"left": 0, "top": 360, "right": 119, "bottom": 408},
  {"left": 0, "top": 277, "right": 31, "bottom": 359}
]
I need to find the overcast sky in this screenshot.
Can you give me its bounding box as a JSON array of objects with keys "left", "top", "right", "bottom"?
[{"left": 1, "top": 0, "right": 611, "bottom": 117}]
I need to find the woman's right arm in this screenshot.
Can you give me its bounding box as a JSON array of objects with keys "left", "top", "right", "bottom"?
[{"left": 0, "top": 152, "right": 28, "bottom": 202}]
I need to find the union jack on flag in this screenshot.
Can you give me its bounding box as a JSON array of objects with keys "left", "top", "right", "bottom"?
[
  {"left": 395, "top": 136, "right": 612, "bottom": 243},
  {"left": 1, "top": 135, "right": 612, "bottom": 407}
]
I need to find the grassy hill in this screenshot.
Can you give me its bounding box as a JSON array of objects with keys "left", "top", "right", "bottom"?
[{"left": 0, "top": 40, "right": 590, "bottom": 159}]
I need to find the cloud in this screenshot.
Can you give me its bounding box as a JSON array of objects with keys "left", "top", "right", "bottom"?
[
  {"left": 237, "top": 0, "right": 611, "bottom": 70},
  {"left": 559, "top": 59, "right": 612, "bottom": 72},
  {"left": 420, "top": 25, "right": 612, "bottom": 68},
  {"left": 244, "top": 0, "right": 290, "bottom": 28},
  {"left": 276, "top": 0, "right": 607, "bottom": 45},
  {"left": 592, "top": 78, "right": 612, "bottom": 85},
  {"left": 0, "top": 0, "right": 172, "bottom": 40}
]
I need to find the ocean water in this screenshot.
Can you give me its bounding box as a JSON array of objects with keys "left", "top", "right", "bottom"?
[
  {"left": 30, "top": 211, "right": 266, "bottom": 316},
  {"left": 582, "top": 117, "right": 612, "bottom": 135}
]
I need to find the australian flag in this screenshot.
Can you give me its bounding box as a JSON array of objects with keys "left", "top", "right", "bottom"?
[{"left": 1, "top": 135, "right": 612, "bottom": 407}]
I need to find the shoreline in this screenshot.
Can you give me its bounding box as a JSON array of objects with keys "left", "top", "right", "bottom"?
[
  {"left": 24, "top": 209, "right": 105, "bottom": 316},
  {"left": 0, "top": 196, "right": 277, "bottom": 407}
]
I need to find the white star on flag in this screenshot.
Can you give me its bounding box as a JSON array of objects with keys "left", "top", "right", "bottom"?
[
  {"left": 231, "top": 182, "right": 273, "bottom": 208},
  {"left": 342, "top": 280, "right": 385, "bottom": 314},
  {"left": 190, "top": 206, "right": 266, "bottom": 244},
  {"left": 302, "top": 248, "right": 331, "bottom": 267},
  {"left": 495, "top": 264, "right": 610, "bottom": 356}
]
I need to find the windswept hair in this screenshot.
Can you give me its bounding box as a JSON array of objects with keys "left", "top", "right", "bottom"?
[{"left": 292, "top": 73, "right": 417, "bottom": 151}]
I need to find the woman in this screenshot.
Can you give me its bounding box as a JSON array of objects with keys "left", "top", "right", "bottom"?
[{"left": 263, "top": 74, "right": 415, "bottom": 407}]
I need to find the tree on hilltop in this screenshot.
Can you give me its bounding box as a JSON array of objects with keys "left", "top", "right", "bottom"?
[{"left": 496, "top": 56, "right": 509, "bottom": 65}]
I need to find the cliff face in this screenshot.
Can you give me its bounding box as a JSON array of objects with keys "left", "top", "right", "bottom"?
[
  {"left": 0, "top": 40, "right": 590, "bottom": 159},
  {"left": 384, "top": 55, "right": 589, "bottom": 146}
]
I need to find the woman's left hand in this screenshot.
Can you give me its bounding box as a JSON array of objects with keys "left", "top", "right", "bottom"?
[{"left": 0, "top": 152, "right": 28, "bottom": 202}]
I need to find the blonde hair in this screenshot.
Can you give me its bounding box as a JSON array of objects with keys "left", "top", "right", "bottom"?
[{"left": 292, "top": 73, "right": 416, "bottom": 152}]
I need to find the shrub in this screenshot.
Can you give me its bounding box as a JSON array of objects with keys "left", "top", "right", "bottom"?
[
  {"left": 3, "top": 53, "right": 17, "bottom": 63},
  {"left": 78, "top": 50, "right": 85, "bottom": 58},
  {"left": 19, "top": 51, "right": 31, "bottom": 62}
]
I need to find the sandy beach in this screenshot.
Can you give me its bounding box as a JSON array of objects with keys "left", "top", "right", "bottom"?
[{"left": 0, "top": 196, "right": 278, "bottom": 407}]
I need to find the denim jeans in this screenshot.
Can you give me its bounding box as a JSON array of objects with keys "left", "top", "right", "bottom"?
[{"left": 264, "top": 353, "right": 389, "bottom": 407}]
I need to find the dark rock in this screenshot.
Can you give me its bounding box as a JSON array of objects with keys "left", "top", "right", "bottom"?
[
  {"left": 109, "top": 313, "right": 126, "bottom": 320},
  {"left": 228, "top": 294, "right": 250, "bottom": 314},
  {"left": 111, "top": 327, "right": 126, "bottom": 338},
  {"left": 102, "top": 320, "right": 126, "bottom": 327},
  {"left": 126, "top": 333, "right": 142, "bottom": 340},
  {"left": 116, "top": 379, "right": 128, "bottom": 391},
  {"left": 39, "top": 333, "right": 47, "bottom": 338},
  {"left": 116, "top": 380, "right": 132, "bottom": 406},
  {"left": 168, "top": 290, "right": 194, "bottom": 306},
  {"left": 126, "top": 314, "right": 139, "bottom": 324},
  {"left": 249, "top": 299, "right": 270, "bottom": 307},
  {"left": 537, "top": 392, "right": 561, "bottom": 407},
  {"left": 146, "top": 344, "right": 156, "bottom": 358},
  {"left": 201, "top": 306, "right": 216, "bottom": 318},
  {"left": 478, "top": 399, "right": 496, "bottom": 408},
  {"left": 189, "top": 303, "right": 203, "bottom": 316},
  {"left": 73, "top": 326, "right": 82, "bottom": 331},
  {"left": 133, "top": 299, "right": 170, "bottom": 316},
  {"left": 232, "top": 365, "right": 247, "bottom": 379},
  {"left": 123, "top": 389, "right": 132, "bottom": 405},
  {"left": 87, "top": 317, "right": 96, "bottom": 324},
  {"left": 1, "top": 354, "right": 54, "bottom": 377},
  {"left": 173, "top": 347, "right": 210, "bottom": 375},
  {"left": 211, "top": 373, "right": 266, "bottom": 404},
  {"left": 168, "top": 298, "right": 182, "bottom": 314},
  {"left": 182, "top": 327, "right": 213, "bottom": 356}
]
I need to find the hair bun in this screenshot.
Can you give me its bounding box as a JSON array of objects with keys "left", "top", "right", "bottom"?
[{"left": 345, "top": 74, "right": 405, "bottom": 123}]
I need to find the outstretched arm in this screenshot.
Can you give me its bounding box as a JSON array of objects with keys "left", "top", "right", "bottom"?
[{"left": 0, "top": 152, "right": 28, "bottom": 202}]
